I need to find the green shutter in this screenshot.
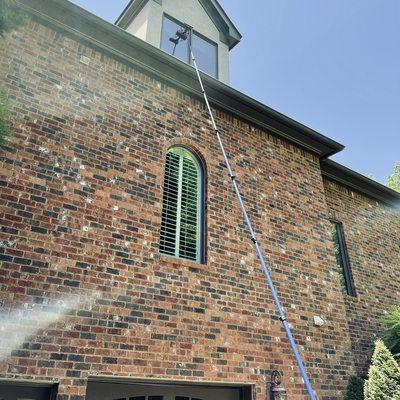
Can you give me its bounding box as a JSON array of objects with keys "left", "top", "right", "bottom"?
[
  {"left": 160, "top": 147, "right": 202, "bottom": 262},
  {"left": 160, "top": 151, "right": 181, "bottom": 257}
]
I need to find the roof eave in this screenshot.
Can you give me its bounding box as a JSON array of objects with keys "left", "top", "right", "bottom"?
[
  {"left": 115, "top": 0, "right": 145, "bottom": 29},
  {"left": 212, "top": 0, "right": 242, "bottom": 42},
  {"left": 321, "top": 159, "right": 400, "bottom": 209}
]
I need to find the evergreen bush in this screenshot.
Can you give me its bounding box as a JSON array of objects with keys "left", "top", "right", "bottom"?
[
  {"left": 364, "top": 340, "right": 400, "bottom": 400},
  {"left": 382, "top": 306, "right": 400, "bottom": 360},
  {"left": 344, "top": 374, "right": 364, "bottom": 400}
]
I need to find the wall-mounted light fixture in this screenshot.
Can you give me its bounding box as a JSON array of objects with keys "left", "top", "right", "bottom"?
[{"left": 269, "top": 370, "right": 287, "bottom": 400}]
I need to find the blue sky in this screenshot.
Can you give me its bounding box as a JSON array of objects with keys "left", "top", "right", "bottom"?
[{"left": 70, "top": 0, "right": 399, "bottom": 184}]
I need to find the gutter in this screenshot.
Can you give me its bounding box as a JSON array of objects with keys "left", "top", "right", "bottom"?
[{"left": 321, "top": 159, "right": 400, "bottom": 209}]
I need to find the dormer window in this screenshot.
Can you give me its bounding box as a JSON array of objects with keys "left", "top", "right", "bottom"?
[
  {"left": 161, "top": 14, "right": 218, "bottom": 79},
  {"left": 116, "top": 0, "right": 241, "bottom": 84}
]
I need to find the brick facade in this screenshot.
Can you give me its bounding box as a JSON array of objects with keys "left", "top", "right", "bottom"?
[
  {"left": 323, "top": 179, "right": 400, "bottom": 374},
  {"left": 0, "top": 14, "right": 398, "bottom": 400}
]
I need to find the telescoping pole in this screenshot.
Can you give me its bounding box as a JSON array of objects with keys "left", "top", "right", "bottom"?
[{"left": 188, "top": 46, "right": 317, "bottom": 400}]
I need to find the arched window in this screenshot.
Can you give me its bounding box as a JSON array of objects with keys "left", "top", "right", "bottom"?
[{"left": 160, "top": 147, "right": 204, "bottom": 263}]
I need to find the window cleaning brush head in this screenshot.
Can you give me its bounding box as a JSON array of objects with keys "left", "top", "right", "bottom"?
[
  {"left": 176, "top": 27, "right": 189, "bottom": 41},
  {"left": 169, "top": 26, "right": 190, "bottom": 44}
]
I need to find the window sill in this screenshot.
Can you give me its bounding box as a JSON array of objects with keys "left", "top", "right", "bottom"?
[{"left": 158, "top": 253, "right": 206, "bottom": 270}]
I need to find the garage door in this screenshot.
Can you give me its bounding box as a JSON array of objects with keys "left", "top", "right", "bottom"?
[
  {"left": 86, "top": 381, "right": 252, "bottom": 400},
  {"left": 0, "top": 383, "right": 56, "bottom": 400}
]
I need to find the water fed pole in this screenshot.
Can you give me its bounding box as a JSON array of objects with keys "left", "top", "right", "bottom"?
[{"left": 169, "top": 27, "right": 317, "bottom": 400}]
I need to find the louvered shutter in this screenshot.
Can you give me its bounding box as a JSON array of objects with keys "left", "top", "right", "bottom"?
[
  {"left": 160, "top": 151, "right": 181, "bottom": 257},
  {"left": 160, "top": 148, "right": 202, "bottom": 262}
]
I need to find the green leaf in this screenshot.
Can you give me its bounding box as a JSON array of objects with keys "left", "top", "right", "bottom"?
[{"left": 387, "top": 163, "right": 400, "bottom": 193}]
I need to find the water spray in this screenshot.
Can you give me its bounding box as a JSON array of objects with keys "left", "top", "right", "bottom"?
[
  {"left": 0, "top": 293, "right": 99, "bottom": 362},
  {"left": 169, "top": 27, "right": 318, "bottom": 400}
]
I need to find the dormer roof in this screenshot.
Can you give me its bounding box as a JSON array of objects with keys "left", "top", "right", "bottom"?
[{"left": 115, "top": 0, "right": 242, "bottom": 49}]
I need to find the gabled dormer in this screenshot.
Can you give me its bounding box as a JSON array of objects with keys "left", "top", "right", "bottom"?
[{"left": 115, "top": 0, "right": 242, "bottom": 84}]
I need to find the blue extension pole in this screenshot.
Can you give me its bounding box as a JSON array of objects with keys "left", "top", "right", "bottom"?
[{"left": 188, "top": 45, "right": 317, "bottom": 400}]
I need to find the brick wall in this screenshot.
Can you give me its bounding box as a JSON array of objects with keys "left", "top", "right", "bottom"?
[
  {"left": 323, "top": 179, "right": 400, "bottom": 374},
  {"left": 0, "top": 18, "right": 358, "bottom": 400}
]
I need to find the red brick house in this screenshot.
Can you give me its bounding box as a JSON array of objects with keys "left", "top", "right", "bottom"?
[{"left": 0, "top": 0, "right": 399, "bottom": 399}]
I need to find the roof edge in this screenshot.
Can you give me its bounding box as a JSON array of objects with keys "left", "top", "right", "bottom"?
[
  {"left": 115, "top": 0, "right": 146, "bottom": 28},
  {"left": 198, "top": 0, "right": 241, "bottom": 49},
  {"left": 213, "top": 0, "right": 241, "bottom": 40},
  {"left": 115, "top": 0, "right": 134, "bottom": 25},
  {"left": 321, "top": 159, "right": 400, "bottom": 209}
]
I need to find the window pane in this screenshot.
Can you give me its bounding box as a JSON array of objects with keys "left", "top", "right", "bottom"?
[
  {"left": 161, "top": 16, "right": 189, "bottom": 63},
  {"left": 331, "top": 222, "right": 356, "bottom": 297},
  {"left": 192, "top": 33, "right": 217, "bottom": 78}
]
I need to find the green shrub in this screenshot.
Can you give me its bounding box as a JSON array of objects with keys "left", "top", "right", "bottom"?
[
  {"left": 0, "top": 0, "right": 27, "bottom": 36},
  {"left": 344, "top": 374, "right": 365, "bottom": 400},
  {"left": 364, "top": 340, "right": 400, "bottom": 400},
  {"left": 0, "top": 89, "right": 11, "bottom": 146},
  {"left": 382, "top": 306, "right": 400, "bottom": 360},
  {"left": 387, "top": 163, "right": 400, "bottom": 193}
]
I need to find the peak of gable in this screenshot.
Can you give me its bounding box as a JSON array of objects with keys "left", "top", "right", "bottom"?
[{"left": 116, "top": 0, "right": 241, "bottom": 50}]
